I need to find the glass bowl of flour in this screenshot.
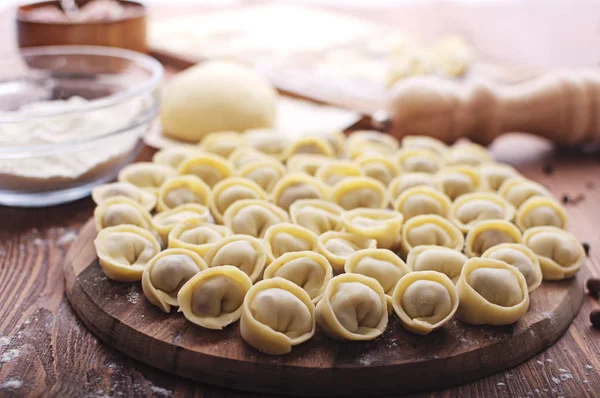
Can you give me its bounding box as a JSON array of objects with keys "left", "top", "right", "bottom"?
[{"left": 0, "top": 46, "right": 162, "bottom": 207}]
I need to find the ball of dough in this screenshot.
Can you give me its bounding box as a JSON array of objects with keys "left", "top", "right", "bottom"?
[{"left": 161, "top": 61, "right": 278, "bottom": 142}]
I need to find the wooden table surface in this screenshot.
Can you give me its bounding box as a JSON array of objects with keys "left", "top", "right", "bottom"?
[{"left": 1, "top": 2, "right": 600, "bottom": 397}]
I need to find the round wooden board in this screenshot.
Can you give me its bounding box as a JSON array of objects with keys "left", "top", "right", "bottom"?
[{"left": 65, "top": 218, "right": 584, "bottom": 396}]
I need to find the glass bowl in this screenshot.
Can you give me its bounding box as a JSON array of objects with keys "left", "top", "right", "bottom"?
[{"left": 0, "top": 45, "right": 163, "bottom": 207}]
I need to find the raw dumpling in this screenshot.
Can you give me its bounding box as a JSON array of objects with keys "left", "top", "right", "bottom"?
[
  {"left": 152, "top": 204, "right": 212, "bottom": 242},
  {"left": 406, "top": 245, "right": 468, "bottom": 283},
  {"left": 94, "top": 197, "right": 153, "bottom": 232},
  {"left": 479, "top": 163, "right": 520, "bottom": 191},
  {"left": 445, "top": 142, "right": 493, "bottom": 166},
  {"left": 388, "top": 172, "right": 440, "bottom": 201},
  {"left": 315, "top": 160, "right": 363, "bottom": 186},
  {"left": 515, "top": 196, "right": 568, "bottom": 231},
  {"left": 456, "top": 258, "right": 529, "bottom": 325},
  {"left": 287, "top": 154, "right": 331, "bottom": 176},
  {"left": 263, "top": 251, "right": 333, "bottom": 303},
  {"left": 264, "top": 223, "right": 319, "bottom": 259},
  {"left": 229, "top": 147, "right": 270, "bottom": 169},
  {"left": 394, "top": 186, "right": 452, "bottom": 220},
  {"left": 285, "top": 136, "right": 335, "bottom": 158},
  {"left": 345, "top": 249, "right": 410, "bottom": 308},
  {"left": 435, "top": 165, "right": 487, "bottom": 200},
  {"left": 331, "top": 177, "right": 387, "bottom": 210},
  {"left": 204, "top": 234, "right": 270, "bottom": 282},
  {"left": 401, "top": 214, "right": 464, "bottom": 255},
  {"left": 498, "top": 177, "right": 551, "bottom": 208},
  {"left": 316, "top": 231, "right": 377, "bottom": 274},
  {"left": 341, "top": 208, "right": 404, "bottom": 250},
  {"left": 450, "top": 192, "right": 515, "bottom": 233},
  {"left": 177, "top": 153, "right": 234, "bottom": 188},
  {"left": 210, "top": 178, "right": 268, "bottom": 224},
  {"left": 200, "top": 131, "right": 246, "bottom": 158},
  {"left": 355, "top": 155, "right": 399, "bottom": 185},
  {"left": 223, "top": 199, "right": 289, "bottom": 238},
  {"left": 522, "top": 226, "right": 585, "bottom": 280},
  {"left": 289, "top": 199, "right": 344, "bottom": 235},
  {"left": 481, "top": 243, "right": 543, "bottom": 292},
  {"left": 245, "top": 128, "right": 291, "bottom": 161},
  {"left": 392, "top": 271, "right": 458, "bottom": 335},
  {"left": 346, "top": 130, "right": 399, "bottom": 159},
  {"left": 118, "top": 162, "right": 177, "bottom": 193},
  {"left": 168, "top": 219, "right": 231, "bottom": 257},
  {"left": 271, "top": 173, "right": 330, "bottom": 211},
  {"left": 94, "top": 225, "right": 161, "bottom": 282},
  {"left": 395, "top": 149, "right": 442, "bottom": 174},
  {"left": 310, "top": 130, "right": 346, "bottom": 157},
  {"left": 92, "top": 181, "right": 157, "bottom": 212},
  {"left": 178, "top": 266, "right": 253, "bottom": 329},
  {"left": 157, "top": 175, "right": 212, "bottom": 212},
  {"left": 240, "top": 277, "right": 316, "bottom": 355},
  {"left": 401, "top": 135, "right": 448, "bottom": 156},
  {"left": 464, "top": 219, "right": 522, "bottom": 257},
  {"left": 236, "top": 158, "right": 286, "bottom": 193},
  {"left": 152, "top": 146, "right": 201, "bottom": 169},
  {"left": 141, "top": 248, "right": 207, "bottom": 312},
  {"left": 315, "top": 273, "right": 388, "bottom": 341}
]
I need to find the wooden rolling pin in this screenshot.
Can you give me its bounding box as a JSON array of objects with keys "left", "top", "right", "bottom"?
[{"left": 381, "top": 69, "right": 600, "bottom": 145}]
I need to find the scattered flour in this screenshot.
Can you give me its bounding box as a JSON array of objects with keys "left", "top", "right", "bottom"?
[
  {"left": 559, "top": 373, "right": 573, "bottom": 382},
  {"left": 585, "top": 364, "right": 593, "bottom": 370},
  {"left": 551, "top": 377, "right": 560, "bottom": 385},
  {"left": 496, "top": 382, "right": 505, "bottom": 387},
  {"left": 33, "top": 238, "right": 44, "bottom": 245},
  {"left": 546, "top": 359, "right": 553, "bottom": 363},
  {"left": 150, "top": 385, "right": 173, "bottom": 397},
  {"left": 558, "top": 368, "right": 568, "bottom": 373},
  {"left": 0, "top": 379, "right": 22, "bottom": 391},
  {"left": 57, "top": 230, "right": 77, "bottom": 246},
  {"left": 0, "top": 349, "right": 20, "bottom": 363},
  {"left": 126, "top": 286, "right": 140, "bottom": 305},
  {"left": 536, "top": 360, "right": 543, "bottom": 365},
  {"left": 0, "top": 337, "right": 10, "bottom": 348}
]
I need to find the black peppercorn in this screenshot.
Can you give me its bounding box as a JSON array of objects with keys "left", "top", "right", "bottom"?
[
  {"left": 587, "top": 278, "right": 600, "bottom": 296},
  {"left": 590, "top": 309, "right": 600, "bottom": 329}
]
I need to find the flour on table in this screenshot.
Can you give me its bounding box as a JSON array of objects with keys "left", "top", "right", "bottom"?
[
  {"left": 0, "top": 349, "right": 20, "bottom": 363},
  {"left": 150, "top": 385, "right": 173, "bottom": 397},
  {"left": 0, "top": 379, "right": 22, "bottom": 391}
]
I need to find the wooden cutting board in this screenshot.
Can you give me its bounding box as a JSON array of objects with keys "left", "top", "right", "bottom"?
[{"left": 64, "top": 218, "right": 584, "bottom": 396}]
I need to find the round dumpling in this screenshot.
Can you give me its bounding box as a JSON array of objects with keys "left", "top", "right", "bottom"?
[
  {"left": 141, "top": 248, "right": 207, "bottom": 313},
  {"left": 522, "top": 226, "right": 585, "bottom": 280},
  {"left": 388, "top": 172, "right": 440, "bottom": 202},
  {"left": 199, "top": 131, "right": 246, "bottom": 158},
  {"left": 445, "top": 142, "right": 493, "bottom": 166},
  {"left": 315, "top": 273, "right": 388, "bottom": 341},
  {"left": 482, "top": 243, "right": 543, "bottom": 292},
  {"left": 464, "top": 219, "right": 522, "bottom": 257},
  {"left": 271, "top": 173, "right": 330, "bottom": 211},
  {"left": 289, "top": 199, "right": 344, "bottom": 235},
  {"left": 118, "top": 162, "right": 177, "bottom": 193},
  {"left": 331, "top": 177, "right": 387, "bottom": 210},
  {"left": 395, "top": 149, "right": 443, "bottom": 174},
  {"left": 394, "top": 186, "right": 452, "bottom": 220},
  {"left": 498, "top": 177, "right": 551, "bottom": 208},
  {"left": 157, "top": 175, "right": 212, "bottom": 212},
  {"left": 355, "top": 155, "right": 399, "bottom": 185},
  {"left": 264, "top": 223, "right": 319, "bottom": 259},
  {"left": 263, "top": 251, "right": 333, "bottom": 303},
  {"left": 229, "top": 147, "right": 270, "bottom": 169},
  {"left": 309, "top": 130, "right": 346, "bottom": 157},
  {"left": 177, "top": 153, "right": 234, "bottom": 188},
  {"left": 392, "top": 271, "right": 458, "bottom": 335},
  {"left": 435, "top": 165, "right": 487, "bottom": 200},
  {"left": 240, "top": 277, "right": 316, "bottom": 355},
  {"left": 401, "top": 135, "right": 448, "bottom": 156},
  {"left": 316, "top": 231, "right": 377, "bottom": 274},
  {"left": 315, "top": 160, "right": 363, "bottom": 186},
  {"left": 515, "top": 196, "right": 568, "bottom": 231},
  {"left": 223, "top": 199, "right": 289, "bottom": 238},
  {"left": 210, "top": 178, "right": 268, "bottom": 224},
  {"left": 285, "top": 136, "right": 335, "bottom": 158},
  {"left": 152, "top": 204, "right": 212, "bottom": 242},
  {"left": 341, "top": 208, "right": 404, "bottom": 250},
  {"left": 152, "top": 146, "right": 202, "bottom": 169},
  {"left": 204, "top": 234, "right": 270, "bottom": 282},
  {"left": 94, "top": 197, "right": 153, "bottom": 232},
  {"left": 236, "top": 158, "right": 286, "bottom": 193},
  {"left": 92, "top": 181, "right": 157, "bottom": 212},
  {"left": 245, "top": 128, "right": 291, "bottom": 161},
  {"left": 450, "top": 192, "right": 515, "bottom": 232},
  {"left": 168, "top": 219, "right": 231, "bottom": 257},
  {"left": 178, "top": 266, "right": 253, "bottom": 329},
  {"left": 406, "top": 245, "right": 468, "bottom": 283},
  {"left": 401, "top": 214, "right": 464, "bottom": 255},
  {"left": 287, "top": 154, "right": 331, "bottom": 176},
  {"left": 94, "top": 225, "right": 161, "bottom": 282},
  {"left": 346, "top": 130, "right": 399, "bottom": 159},
  {"left": 456, "top": 258, "right": 529, "bottom": 325},
  {"left": 479, "top": 163, "right": 520, "bottom": 191}
]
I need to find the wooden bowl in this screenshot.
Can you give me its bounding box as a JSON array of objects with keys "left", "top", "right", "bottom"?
[{"left": 16, "top": 0, "right": 147, "bottom": 53}]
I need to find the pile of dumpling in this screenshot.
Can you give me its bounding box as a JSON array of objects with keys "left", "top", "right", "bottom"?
[{"left": 92, "top": 130, "right": 585, "bottom": 355}]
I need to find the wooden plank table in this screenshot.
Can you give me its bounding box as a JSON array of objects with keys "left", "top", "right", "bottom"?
[{"left": 1, "top": 2, "right": 600, "bottom": 397}]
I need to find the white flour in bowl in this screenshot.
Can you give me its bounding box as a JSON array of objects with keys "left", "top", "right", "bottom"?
[{"left": 0, "top": 96, "right": 146, "bottom": 191}]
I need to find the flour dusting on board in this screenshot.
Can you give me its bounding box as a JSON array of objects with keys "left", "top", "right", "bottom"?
[{"left": 0, "top": 379, "right": 23, "bottom": 391}]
